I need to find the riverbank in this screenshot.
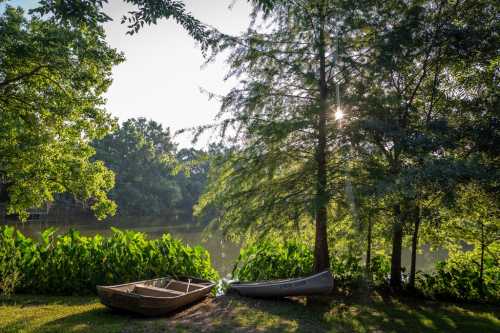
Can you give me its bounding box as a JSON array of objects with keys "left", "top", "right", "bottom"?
[{"left": 1, "top": 292, "right": 498, "bottom": 332}]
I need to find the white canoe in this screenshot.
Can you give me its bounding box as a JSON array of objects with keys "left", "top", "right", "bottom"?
[{"left": 229, "top": 270, "right": 334, "bottom": 298}]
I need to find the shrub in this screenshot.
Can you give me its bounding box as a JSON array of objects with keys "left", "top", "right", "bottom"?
[
  {"left": 416, "top": 250, "right": 499, "bottom": 303},
  {"left": 370, "top": 255, "right": 391, "bottom": 285},
  {"left": 0, "top": 226, "right": 218, "bottom": 295},
  {"left": 232, "top": 239, "right": 368, "bottom": 286},
  {"left": 232, "top": 240, "right": 314, "bottom": 281},
  {"left": 0, "top": 227, "right": 23, "bottom": 296},
  {"left": 330, "top": 253, "right": 364, "bottom": 286}
]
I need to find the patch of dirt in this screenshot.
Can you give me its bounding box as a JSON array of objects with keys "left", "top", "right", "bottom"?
[
  {"left": 120, "top": 291, "right": 381, "bottom": 333},
  {"left": 119, "top": 296, "right": 242, "bottom": 333},
  {"left": 167, "top": 296, "right": 238, "bottom": 332}
]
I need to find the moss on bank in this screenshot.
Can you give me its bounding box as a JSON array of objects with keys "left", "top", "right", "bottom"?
[{"left": 1, "top": 293, "right": 498, "bottom": 333}]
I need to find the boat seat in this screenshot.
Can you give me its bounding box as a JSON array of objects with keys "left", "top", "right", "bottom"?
[
  {"left": 133, "top": 284, "right": 184, "bottom": 297},
  {"left": 159, "top": 280, "right": 207, "bottom": 292}
]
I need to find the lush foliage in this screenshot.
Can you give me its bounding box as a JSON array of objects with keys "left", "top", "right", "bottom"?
[
  {"left": 438, "top": 184, "right": 499, "bottom": 263},
  {"left": 91, "top": 117, "right": 212, "bottom": 220},
  {"left": 0, "top": 0, "right": 221, "bottom": 221},
  {"left": 197, "top": 0, "right": 363, "bottom": 273},
  {"left": 1, "top": 0, "right": 498, "bottom": 305},
  {"left": 0, "top": 5, "right": 123, "bottom": 220},
  {"left": 232, "top": 237, "right": 500, "bottom": 303},
  {"left": 174, "top": 147, "right": 214, "bottom": 223},
  {"left": 92, "top": 118, "right": 179, "bottom": 217},
  {"left": 197, "top": 0, "right": 500, "bottom": 290},
  {"left": 232, "top": 239, "right": 391, "bottom": 288},
  {"left": 417, "top": 247, "right": 500, "bottom": 303},
  {"left": 370, "top": 255, "right": 391, "bottom": 285},
  {"left": 31, "top": 0, "right": 212, "bottom": 51},
  {"left": 232, "top": 240, "right": 314, "bottom": 281},
  {"left": 0, "top": 226, "right": 218, "bottom": 295}
]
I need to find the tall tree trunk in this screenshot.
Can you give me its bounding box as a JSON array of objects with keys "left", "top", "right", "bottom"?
[
  {"left": 313, "top": 10, "right": 330, "bottom": 273},
  {"left": 390, "top": 204, "right": 403, "bottom": 289},
  {"left": 409, "top": 205, "right": 420, "bottom": 290},
  {"left": 365, "top": 213, "right": 373, "bottom": 281},
  {"left": 479, "top": 220, "right": 484, "bottom": 297}
]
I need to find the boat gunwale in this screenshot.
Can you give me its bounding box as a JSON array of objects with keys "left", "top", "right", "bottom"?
[
  {"left": 97, "top": 277, "right": 215, "bottom": 300},
  {"left": 229, "top": 270, "right": 332, "bottom": 288}
]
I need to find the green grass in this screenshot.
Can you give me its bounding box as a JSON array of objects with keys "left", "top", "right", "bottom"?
[
  {"left": 0, "top": 293, "right": 498, "bottom": 333},
  {"left": 0, "top": 295, "right": 126, "bottom": 333}
]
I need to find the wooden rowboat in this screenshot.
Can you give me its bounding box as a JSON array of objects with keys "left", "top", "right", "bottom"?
[
  {"left": 97, "top": 277, "right": 214, "bottom": 316},
  {"left": 228, "top": 270, "right": 334, "bottom": 298}
]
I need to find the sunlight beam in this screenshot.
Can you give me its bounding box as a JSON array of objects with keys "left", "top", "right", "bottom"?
[{"left": 334, "top": 107, "right": 344, "bottom": 121}]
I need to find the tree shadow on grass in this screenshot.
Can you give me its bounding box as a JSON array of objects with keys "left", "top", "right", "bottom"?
[
  {"left": 321, "top": 292, "right": 500, "bottom": 333},
  {"left": 169, "top": 295, "right": 333, "bottom": 333},
  {"left": 10, "top": 296, "right": 241, "bottom": 333},
  {"left": 2, "top": 293, "right": 498, "bottom": 333},
  {"left": 170, "top": 293, "right": 500, "bottom": 333},
  {"left": 33, "top": 308, "right": 129, "bottom": 333}
]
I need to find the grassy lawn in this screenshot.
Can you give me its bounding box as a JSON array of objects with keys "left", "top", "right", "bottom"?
[{"left": 0, "top": 293, "right": 498, "bottom": 333}]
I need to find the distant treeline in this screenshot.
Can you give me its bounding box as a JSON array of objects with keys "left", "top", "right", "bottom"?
[{"left": 49, "top": 118, "right": 218, "bottom": 223}]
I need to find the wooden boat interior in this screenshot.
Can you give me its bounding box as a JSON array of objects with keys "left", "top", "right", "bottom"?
[{"left": 106, "top": 278, "right": 211, "bottom": 298}]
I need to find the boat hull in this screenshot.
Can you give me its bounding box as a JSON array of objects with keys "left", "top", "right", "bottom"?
[
  {"left": 97, "top": 277, "right": 214, "bottom": 316},
  {"left": 229, "top": 271, "right": 334, "bottom": 298}
]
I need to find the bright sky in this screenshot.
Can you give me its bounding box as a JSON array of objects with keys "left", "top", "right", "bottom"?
[{"left": 4, "top": 0, "right": 252, "bottom": 147}]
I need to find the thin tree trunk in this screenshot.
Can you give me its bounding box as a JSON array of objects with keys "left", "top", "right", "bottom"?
[
  {"left": 313, "top": 9, "right": 330, "bottom": 273},
  {"left": 479, "top": 220, "right": 484, "bottom": 297},
  {"left": 409, "top": 205, "right": 420, "bottom": 290},
  {"left": 365, "top": 213, "right": 373, "bottom": 281},
  {"left": 390, "top": 204, "right": 403, "bottom": 289}
]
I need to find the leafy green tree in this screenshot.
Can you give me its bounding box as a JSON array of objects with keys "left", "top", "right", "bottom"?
[
  {"left": 93, "top": 118, "right": 181, "bottom": 217},
  {"left": 174, "top": 148, "right": 211, "bottom": 223},
  {"left": 405, "top": 0, "right": 499, "bottom": 290},
  {"left": 31, "top": 0, "right": 212, "bottom": 51},
  {"left": 440, "top": 184, "right": 499, "bottom": 295},
  {"left": 345, "top": 0, "right": 499, "bottom": 289},
  {"left": 0, "top": 5, "right": 123, "bottom": 220},
  {"left": 212, "top": 0, "right": 498, "bottom": 293},
  {"left": 196, "top": 0, "right": 359, "bottom": 272}
]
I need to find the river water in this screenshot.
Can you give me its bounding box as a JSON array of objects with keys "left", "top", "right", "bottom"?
[{"left": 3, "top": 217, "right": 446, "bottom": 278}]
